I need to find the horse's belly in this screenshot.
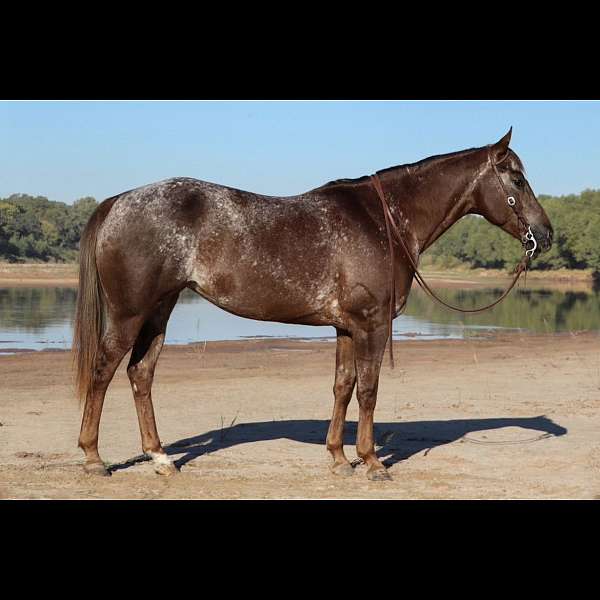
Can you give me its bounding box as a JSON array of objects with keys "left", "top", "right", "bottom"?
[{"left": 189, "top": 267, "right": 334, "bottom": 325}]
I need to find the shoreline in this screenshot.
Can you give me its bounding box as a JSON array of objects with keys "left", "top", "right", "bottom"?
[
  {"left": 0, "top": 329, "right": 595, "bottom": 357},
  {"left": 0, "top": 263, "right": 78, "bottom": 287},
  {"left": 0, "top": 262, "right": 596, "bottom": 290}
]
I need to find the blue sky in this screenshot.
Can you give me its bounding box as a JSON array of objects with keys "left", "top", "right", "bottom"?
[{"left": 1, "top": 100, "right": 598, "bottom": 204}]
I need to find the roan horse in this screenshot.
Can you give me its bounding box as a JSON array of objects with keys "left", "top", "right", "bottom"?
[{"left": 73, "top": 128, "right": 553, "bottom": 481}]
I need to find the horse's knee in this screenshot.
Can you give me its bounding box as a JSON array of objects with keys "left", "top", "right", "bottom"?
[
  {"left": 333, "top": 370, "right": 355, "bottom": 398},
  {"left": 357, "top": 381, "right": 378, "bottom": 408}
]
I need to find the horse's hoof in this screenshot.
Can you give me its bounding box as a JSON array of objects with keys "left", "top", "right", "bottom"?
[
  {"left": 367, "top": 467, "right": 392, "bottom": 481},
  {"left": 153, "top": 462, "right": 178, "bottom": 477},
  {"left": 147, "top": 451, "right": 178, "bottom": 477},
  {"left": 331, "top": 462, "right": 354, "bottom": 477},
  {"left": 83, "top": 462, "right": 110, "bottom": 477}
]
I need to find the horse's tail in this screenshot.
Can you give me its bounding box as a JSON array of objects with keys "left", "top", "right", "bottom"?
[{"left": 72, "top": 197, "right": 118, "bottom": 405}]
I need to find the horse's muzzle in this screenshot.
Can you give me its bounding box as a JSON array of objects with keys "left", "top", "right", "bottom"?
[{"left": 530, "top": 223, "right": 553, "bottom": 254}]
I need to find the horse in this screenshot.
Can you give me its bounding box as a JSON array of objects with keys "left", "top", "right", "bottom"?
[{"left": 73, "top": 128, "right": 553, "bottom": 481}]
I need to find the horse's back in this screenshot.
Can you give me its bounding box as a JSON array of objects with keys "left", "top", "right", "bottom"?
[{"left": 92, "top": 175, "right": 385, "bottom": 326}]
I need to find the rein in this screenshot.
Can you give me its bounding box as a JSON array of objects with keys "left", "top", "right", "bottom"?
[{"left": 370, "top": 149, "right": 534, "bottom": 368}]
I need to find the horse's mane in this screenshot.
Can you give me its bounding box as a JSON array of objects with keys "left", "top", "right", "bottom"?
[{"left": 317, "top": 146, "right": 524, "bottom": 190}]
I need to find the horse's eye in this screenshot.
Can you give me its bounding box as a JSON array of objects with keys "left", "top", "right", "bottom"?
[{"left": 513, "top": 178, "right": 524, "bottom": 188}]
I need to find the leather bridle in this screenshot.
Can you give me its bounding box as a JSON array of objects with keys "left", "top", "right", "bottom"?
[
  {"left": 488, "top": 148, "right": 538, "bottom": 258},
  {"left": 370, "top": 148, "right": 536, "bottom": 368}
]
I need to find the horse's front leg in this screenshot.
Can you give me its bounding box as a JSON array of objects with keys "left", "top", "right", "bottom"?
[
  {"left": 353, "top": 324, "right": 391, "bottom": 481},
  {"left": 326, "top": 328, "right": 356, "bottom": 476}
]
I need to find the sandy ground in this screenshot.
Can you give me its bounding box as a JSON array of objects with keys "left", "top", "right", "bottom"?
[{"left": 1, "top": 332, "right": 599, "bottom": 499}]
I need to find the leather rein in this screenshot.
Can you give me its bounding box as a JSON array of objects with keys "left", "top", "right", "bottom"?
[{"left": 370, "top": 148, "right": 536, "bottom": 368}]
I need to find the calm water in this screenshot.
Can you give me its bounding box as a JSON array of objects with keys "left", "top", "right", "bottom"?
[{"left": 1, "top": 285, "right": 599, "bottom": 352}]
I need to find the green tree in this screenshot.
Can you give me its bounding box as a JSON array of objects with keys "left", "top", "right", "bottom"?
[{"left": 0, "top": 193, "right": 97, "bottom": 262}]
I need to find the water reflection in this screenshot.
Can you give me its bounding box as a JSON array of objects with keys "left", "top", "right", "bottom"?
[
  {"left": 0, "top": 287, "right": 77, "bottom": 333},
  {"left": 404, "top": 287, "right": 600, "bottom": 334},
  {"left": 0, "top": 285, "right": 599, "bottom": 351}
]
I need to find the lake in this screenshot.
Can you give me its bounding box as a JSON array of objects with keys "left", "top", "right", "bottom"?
[{"left": 1, "top": 284, "right": 599, "bottom": 352}]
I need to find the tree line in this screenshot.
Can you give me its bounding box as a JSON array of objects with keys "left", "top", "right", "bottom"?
[
  {"left": 0, "top": 194, "right": 98, "bottom": 261},
  {"left": 0, "top": 189, "right": 599, "bottom": 272}
]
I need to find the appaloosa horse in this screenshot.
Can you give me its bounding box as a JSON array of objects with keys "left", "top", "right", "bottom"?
[{"left": 73, "top": 128, "right": 553, "bottom": 480}]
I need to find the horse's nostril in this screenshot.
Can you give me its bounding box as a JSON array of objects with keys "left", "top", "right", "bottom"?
[{"left": 540, "top": 228, "right": 553, "bottom": 251}]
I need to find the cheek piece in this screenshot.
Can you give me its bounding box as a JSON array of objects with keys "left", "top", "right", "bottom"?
[{"left": 489, "top": 149, "right": 538, "bottom": 259}]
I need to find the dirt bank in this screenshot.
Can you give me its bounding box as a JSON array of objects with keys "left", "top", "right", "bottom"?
[
  {"left": 1, "top": 333, "right": 599, "bottom": 499},
  {"left": 0, "top": 263, "right": 78, "bottom": 287},
  {"left": 0, "top": 262, "right": 595, "bottom": 290},
  {"left": 419, "top": 266, "right": 595, "bottom": 291}
]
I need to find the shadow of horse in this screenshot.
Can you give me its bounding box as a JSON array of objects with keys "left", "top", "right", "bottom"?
[{"left": 109, "top": 415, "right": 567, "bottom": 473}]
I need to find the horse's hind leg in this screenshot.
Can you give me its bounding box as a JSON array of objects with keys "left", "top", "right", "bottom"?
[
  {"left": 79, "top": 314, "right": 145, "bottom": 475},
  {"left": 326, "top": 329, "right": 356, "bottom": 477},
  {"left": 126, "top": 292, "right": 180, "bottom": 476}
]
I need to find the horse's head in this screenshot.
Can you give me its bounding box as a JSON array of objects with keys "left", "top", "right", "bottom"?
[{"left": 472, "top": 128, "right": 553, "bottom": 258}]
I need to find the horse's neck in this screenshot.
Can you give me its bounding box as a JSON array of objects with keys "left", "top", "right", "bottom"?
[{"left": 382, "top": 154, "right": 481, "bottom": 254}]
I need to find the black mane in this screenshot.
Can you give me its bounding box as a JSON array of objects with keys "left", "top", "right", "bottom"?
[
  {"left": 319, "top": 146, "right": 482, "bottom": 189},
  {"left": 318, "top": 145, "right": 525, "bottom": 190}
]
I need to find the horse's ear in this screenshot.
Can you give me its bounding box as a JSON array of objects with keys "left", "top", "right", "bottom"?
[{"left": 490, "top": 127, "right": 512, "bottom": 163}]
